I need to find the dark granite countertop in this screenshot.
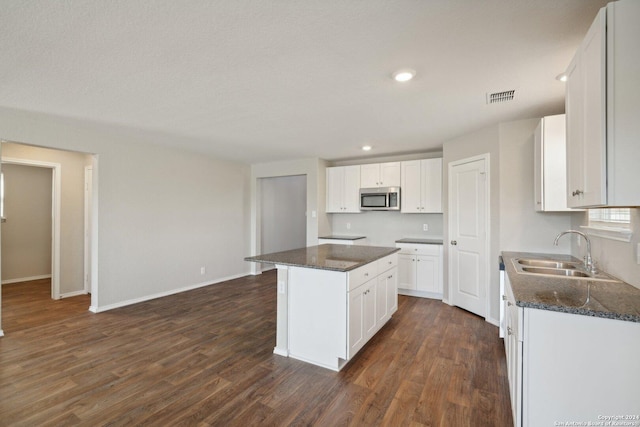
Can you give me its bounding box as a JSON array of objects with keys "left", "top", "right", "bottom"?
[
  {"left": 396, "top": 238, "right": 444, "bottom": 245},
  {"left": 245, "top": 244, "right": 399, "bottom": 272},
  {"left": 502, "top": 251, "right": 640, "bottom": 323},
  {"left": 318, "top": 235, "right": 367, "bottom": 241}
]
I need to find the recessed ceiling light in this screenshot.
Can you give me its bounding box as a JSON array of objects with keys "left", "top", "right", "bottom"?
[
  {"left": 362, "top": 145, "right": 372, "bottom": 151},
  {"left": 556, "top": 73, "right": 568, "bottom": 82},
  {"left": 392, "top": 69, "right": 416, "bottom": 82}
]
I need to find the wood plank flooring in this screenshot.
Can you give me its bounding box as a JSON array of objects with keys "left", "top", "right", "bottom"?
[{"left": 0, "top": 273, "right": 512, "bottom": 426}]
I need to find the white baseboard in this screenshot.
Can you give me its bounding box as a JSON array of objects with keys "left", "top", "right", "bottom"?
[
  {"left": 2, "top": 274, "right": 52, "bottom": 285},
  {"left": 398, "top": 289, "right": 443, "bottom": 300},
  {"left": 485, "top": 316, "right": 500, "bottom": 327},
  {"left": 60, "top": 290, "right": 88, "bottom": 299},
  {"left": 91, "top": 271, "right": 251, "bottom": 313}
]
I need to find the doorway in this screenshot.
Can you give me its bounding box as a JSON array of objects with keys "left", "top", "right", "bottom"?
[
  {"left": 1, "top": 158, "right": 61, "bottom": 299},
  {"left": 258, "top": 175, "right": 307, "bottom": 272},
  {"left": 448, "top": 154, "right": 490, "bottom": 318},
  {"left": 0, "top": 141, "right": 98, "bottom": 336}
]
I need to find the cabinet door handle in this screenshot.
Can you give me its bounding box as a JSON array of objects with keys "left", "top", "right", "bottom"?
[
  {"left": 507, "top": 327, "right": 513, "bottom": 336},
  {"left": 451, "top": 240, "right": 457, "bottom": 245},
  {"left": 364, "top": 273, "right": 369, "bottom": 277},
  {"left": 507, "top": 301, "right": 512, "bottom": 306},
  {"left": 572, "top": 189, "right": 584, "bottom": 197},
  {"left": 502, "top": 295, "right": 507, "bottom": 301},
  {"left": 388, "top": 275, "right": 393, "bottom": 279}
]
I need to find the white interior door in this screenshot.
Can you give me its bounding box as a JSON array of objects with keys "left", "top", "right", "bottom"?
[{"left": 449, "top": 155, "right": 488, "bottom": 317}]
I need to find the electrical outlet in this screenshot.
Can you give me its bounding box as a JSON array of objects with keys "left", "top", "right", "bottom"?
[
  {"left": 200, "top": 267, "right": 205, "bottom": 275},
  {"left": 278, "top": 281, "right": 286, "bottom": 294},
  {"left": 347, "top": 222, "right": 351, "bottom": 230},
  {"left": 423, "top": 224, "right": 428, "bottom": 231}
]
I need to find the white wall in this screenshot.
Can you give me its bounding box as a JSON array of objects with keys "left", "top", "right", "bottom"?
[
  {"left": 2, "top": 143, "right": 91, "bottom": 294},
  {"left": 0, "top": 107, "right": 251, "bottom": 318},
  {"left": 260, "top": 175, "right": 307, "bottom": 253},
  {"left": 1, "top": 164, "right": 52, "bottom": 282},
  {"left": 498, "top": 119, "right": 579, "bottom": 253},
  {"left": 329, "top": 212, "right": 443, "bottom": 247}
]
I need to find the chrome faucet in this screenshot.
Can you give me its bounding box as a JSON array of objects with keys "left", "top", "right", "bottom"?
[{"left": 553, "top": 230, "right": 596, "bottom": 274}]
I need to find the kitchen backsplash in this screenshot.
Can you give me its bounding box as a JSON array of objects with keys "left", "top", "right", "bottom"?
[{"left": 329, "top": 212, "right": 443, "bottom": 247}]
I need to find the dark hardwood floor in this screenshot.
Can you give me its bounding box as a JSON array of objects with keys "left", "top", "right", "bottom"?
[{"left": 0, "top": 273, "right": 512, "bottom": 426}]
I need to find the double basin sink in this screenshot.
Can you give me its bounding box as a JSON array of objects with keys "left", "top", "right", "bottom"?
[{"left": 512, "top": 258, "right": 619, "bottom": 282}]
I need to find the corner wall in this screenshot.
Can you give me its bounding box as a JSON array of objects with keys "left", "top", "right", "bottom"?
[
  {"left": 443, "top": 124, "right": 501, "bottom": 322},
  {"left": 0, "top": 107, "right": 252, "bottom": 312},
  {"left": 443, "top": 118, "right": 583, "bottom": 325}
]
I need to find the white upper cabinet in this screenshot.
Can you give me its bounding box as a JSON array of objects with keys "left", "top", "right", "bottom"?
[
  {"left": 326, "top": 165, "right": 361, "bottom": 213},
  {"left": 566, "top": 0, "right": 640, "bottom": 208},
  {"left": 534, "top": 114, "right": 576, "bottom": 212},
  {"left": 401, "top": 158, "right": 442, "bottom": 213},
  {"left": 360, "top": 162, "right": 400, "bottom": 188}
]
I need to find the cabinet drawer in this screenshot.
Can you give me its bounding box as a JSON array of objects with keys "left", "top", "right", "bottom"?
[
  {"left": 376, "top": 254, "right": 397, "bottom": 274},
  {"left": 348, "top": 263, "right": 377, "bottom": 291},
  {"left": 396, "top": 243, "right": 441, "bottom": 256}
]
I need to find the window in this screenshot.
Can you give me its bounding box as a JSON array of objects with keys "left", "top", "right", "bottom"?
[
  {"left": 584, "top": 207, "right": 632, "bottom": 242},
  {"left": 588, "top": 208, "right": 631, "bottom": 228}
]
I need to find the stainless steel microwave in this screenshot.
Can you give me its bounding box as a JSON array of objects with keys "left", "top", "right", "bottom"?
[{"left": 359, "top": 187, "right": 400, "bottom": 211}]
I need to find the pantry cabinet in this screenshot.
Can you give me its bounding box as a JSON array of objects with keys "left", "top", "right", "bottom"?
[
  {"left": 400, "top": 158, "right": 442, "bottom": 213},
  {"left": 326, "top": 165, "right": 361, "bottom": 213},
  {"left": 360, "top": 162, "right": 400, "bottom": 188},
  {"left": 565, "top": 0, "right": 640, "bottom": 207}
]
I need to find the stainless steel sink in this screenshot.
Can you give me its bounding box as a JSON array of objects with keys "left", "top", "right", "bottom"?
[
  {"left": 511, "top": 258, "right": 621, "bottom": 282},
  {"left": 518, "top": 259, "right": 576, "bottom": 269},
  {"left": 521, "top": 267, "right": 590, "bottom": 277}
]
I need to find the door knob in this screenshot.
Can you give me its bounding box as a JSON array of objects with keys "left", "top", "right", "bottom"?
[{"left": 451, "top": 240, "right": 457, "bottom": 245}]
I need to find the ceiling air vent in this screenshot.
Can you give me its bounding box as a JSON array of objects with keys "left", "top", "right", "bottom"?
[{"left": 487, "top": 90, "right": 515, "bottom": 104}]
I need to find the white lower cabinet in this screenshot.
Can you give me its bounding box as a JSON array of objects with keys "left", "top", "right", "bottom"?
[
  {"left": 347, "top": 257, "right": 397, "bottom": 360},
  {"left": 348, "top": 279, "right": 374, "bottom": 357},
  {"left": 396, "top": 243, "right": 443, "bottom": 299},
  {"left": 504, "top": 274, "right": 640, "bottom": 426}
]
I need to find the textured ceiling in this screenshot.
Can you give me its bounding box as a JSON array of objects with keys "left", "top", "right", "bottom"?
[{"left": 1, "top": 0, "right": 610, "bottom": 163}]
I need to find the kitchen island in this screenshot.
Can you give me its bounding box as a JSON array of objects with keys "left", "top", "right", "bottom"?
[{"left": 245, "top": 244, "right": 399, "bottom": 371}]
